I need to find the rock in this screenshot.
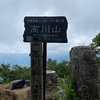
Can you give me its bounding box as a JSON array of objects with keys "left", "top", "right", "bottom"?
[
  {"left": 1, "top": 81, "right": 31, "bottom": 100},
  {"left": 46, "top": 95, "right": 51, "bottom": 100},
  {"left": 0, "top": 88, "right": 16, "bottom": 100},
  {"left": 13, "top": 85, "right": 61, "bottom": 100},
  {"left": 70, "top": 46, "right": 99, "bottom": 100},
  {"left": 0, "top": 70, "right": 59, "bottom": 100},
  {"left": 25, "top": 80, "right": 30, "bottom": 86},
  {"left": 2, "top": 80, "right": 25, "bottom": 90},
  {"left": 13, "top": 87, "right": 30, "bottom": 100},
  {"left": 46, "top": 70, "right": 57, "bottom": 87},
  {"left": 2, "top": 84, "right": 11, "bottom": 89}
]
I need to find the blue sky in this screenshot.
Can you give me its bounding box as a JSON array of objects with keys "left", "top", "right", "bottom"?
[{"left": 0, "top": 0, "right": 100, "bottom": 63}]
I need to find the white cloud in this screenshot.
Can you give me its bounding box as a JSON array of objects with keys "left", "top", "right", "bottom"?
[
  {"left": 0, "top": 0, "right": 99, "bottom": 56},
  {"left": 0, "top": 42, "right": 30, "bottom": 54}
]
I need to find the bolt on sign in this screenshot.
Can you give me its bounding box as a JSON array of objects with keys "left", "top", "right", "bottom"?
[{"left": 23, "top": 16, "right": 68, "bottom": 43}]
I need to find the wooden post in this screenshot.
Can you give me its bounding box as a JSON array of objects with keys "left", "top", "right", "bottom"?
[
  {"left": 30, "top": 41, "right": 43, "bottom": 100},
  {"left": 43, "top": 43, "right": 47, "bottom": 100}
]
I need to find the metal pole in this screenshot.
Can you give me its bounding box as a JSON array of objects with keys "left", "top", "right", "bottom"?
[
  {"left": 43, "top": 43, "right": 47, "bottom": 100},
  {"left": 30, "top": 41, "right": 43, "bottom": 100}
]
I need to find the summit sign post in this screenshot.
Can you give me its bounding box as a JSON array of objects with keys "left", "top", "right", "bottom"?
[
  {"left": 23, "top": 16, "right": 68, "bottom": 100},
  {"left": 23, "top": 16, "right": 68, "bottom": 43}
]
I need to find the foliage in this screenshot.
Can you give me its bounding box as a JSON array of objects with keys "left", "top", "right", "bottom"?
[
  {"left": 0, "top": 59, "right": 70, "bottom": 82},
  {"left": 89, "top": 33, "right": 100, "bottom": 55},
  {"left": 47, "top": 59, "right": 79, "bottom": 99},
  {"left": 47, "top": 58, "right": 57, "bottom": 71},
  {"left": 0, "top": 59, "right": 79, "bottom": 99},
  {"left": 51, "top": 90, "right": 66, "bottom": 100},
  {"left": 89, "top": 33, "right": 100, "bottom": 65},
  {"left": 56, "top": 75, "right": 79, "bottom": 100},
  {"left": 0, "top": 64, "right": 30, "bottom": 83},
  {"left": 47, "top": 58, "right": 70, "bottom": 78},
  {"left": 0, "top": 64, "right": 10, "bottom": 82}
]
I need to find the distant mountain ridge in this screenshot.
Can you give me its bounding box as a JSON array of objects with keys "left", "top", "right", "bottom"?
[
  {"left": 0, "top": 53, "right": 70, "bottom": 67},
  {"left": 0, "top": 53, "right": 30, "bottom": 67}
]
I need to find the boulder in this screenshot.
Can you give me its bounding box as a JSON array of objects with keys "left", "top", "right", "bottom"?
[
  {"left": 0, "top": 70, "right": 60, "bottom": 100},
  {"left": 13, "top": 85, "right": 61, "bottom": 100},
  {"left": 70, "top": 46, "right": 99, "bottom": 100},
  {"left": 2, "top": 84, "right": 11, "bottom": 89},
  {"left": 46, "top": 70, "right": 57, "bottom": 87},
  {"left": 0, "top": 88, "right": 16, "bottom": 100},
  {"left": 12, "top": 87, "right": 30, "bottom": 100},
  {"left": 25, "top": 80, "right": 30, "bottom": 86}
]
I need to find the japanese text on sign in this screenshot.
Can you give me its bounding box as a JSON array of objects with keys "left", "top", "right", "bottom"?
[{"left": 30, "top": 25, "right": 61, "bottom": 33}]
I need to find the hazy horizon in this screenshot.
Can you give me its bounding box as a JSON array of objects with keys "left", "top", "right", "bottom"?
[{"left": 0, "top": 53, "right": 70, "bottom": 67}]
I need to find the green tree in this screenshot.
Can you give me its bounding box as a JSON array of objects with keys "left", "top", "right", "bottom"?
[
  {"left": 47, "top": 59, "right": 70, "bottom": 78},
  {"left": 89, "top": 33, "right": 100, "bottom": 55},
  {"left": 53, "top": 75, "right": 79, "bottom": 100},
  {"left": 47, "top": 58, "right": 57, "bottom": 71},
  {"left": 89, "top": 33, "right": 100, "bottom": 65},
  {"left": 56, "top": 60, "right": 70, "bottom": 78},
  {"left": 11, "top": 65, "right": 30, "bottom": 80},
  {"left": 0, "top": 64, "right": 11, "bottom": 82},
  {"left": 0, "top": 64, "right": 30, "bottom": 83}
]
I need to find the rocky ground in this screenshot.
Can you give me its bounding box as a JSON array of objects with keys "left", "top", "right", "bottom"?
[
  {"left": 0, "top": 72, "right": 63, "bottom": 100},
  {"left": 0, "top": 82, "right": 62, "bottom": 100}
]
